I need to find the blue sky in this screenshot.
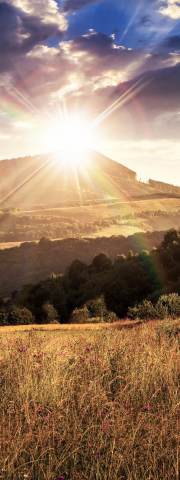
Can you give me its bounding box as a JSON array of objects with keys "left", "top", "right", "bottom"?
[
  {"left": 0, "top": 0, "right": 180, "bottom": 184},
  {"left": 65, "top": 0, "right": 180, "bottom": 47}
]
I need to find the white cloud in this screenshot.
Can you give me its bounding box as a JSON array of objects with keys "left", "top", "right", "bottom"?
[
  {"left": 9, "top": 0, "right": 67, "bottom": 29},
  {"left": 160, "top": 0, "right": 180, "bottom": 19}
]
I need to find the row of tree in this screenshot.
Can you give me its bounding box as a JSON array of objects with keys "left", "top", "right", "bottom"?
[{"left": 0, "top": 229, "right": 180, "bottom": 325}]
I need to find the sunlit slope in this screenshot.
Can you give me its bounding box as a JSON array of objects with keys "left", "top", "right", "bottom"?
[{"left": 0, "top": 151, "right": 179, "bottom": 208}]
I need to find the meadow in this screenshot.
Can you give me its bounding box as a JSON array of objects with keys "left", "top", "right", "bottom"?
[
  {"left": 0, "top": 321, "right": 179, "bottom": 480},
  {"left": 0, "top": 197, "right": 180, "bottom": 245}
]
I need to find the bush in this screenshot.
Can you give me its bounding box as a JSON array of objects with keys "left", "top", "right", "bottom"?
[
  {"left": 106, "top": 311, "right": 118, "bottom": 323},
  {"left": 128, "top": 294, "right": 180, "bottom": 320},
  {"left": 86, "top": 297, "right": 118, "bottom": 323},
  {"left": 7, "top": 307, "right": 34, "bottom": 325},
  {"left": 0, "top": 311, "right": 8, "bottom": 326},
  {"left": 128, "top": 300, "right": 156, "bottom": 320},
  {"left": 156, "top": 294, "right": 180, "bottom": 319},
  {"left": 86, "top": 296, "right": 108, "bottom": 319},
  {"left": 71, "top": 306, "right": 89, "bottom": 324},
  {"left": 156, "top": 323, "right": 180, "bottom": 343},
  {"left": 42, "top": 302, "right": 60, "bottom": 323}
]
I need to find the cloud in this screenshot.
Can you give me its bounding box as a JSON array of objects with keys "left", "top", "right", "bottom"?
[
  {"left": 0, "top": 14, "right": 179, "bottom": 155},
  {"left": 163, "top": 34, "right": 180, "bottom": 50},
  {"left": 160, "top": 0, "right": 180, "bottom": 19},
  {"left": 63, "top": 0, "right": 100, "bottom": 12},
  {"left": 9, "top": 0, "right": 67, "bottom": 27},
  {"left": 0, "top": 1, "right": 67, "bottom": 75},
  {"left": 0, "top": 27, "right": 179, "bottom": 112},
  {"left": 96, "top": 62, "right": 180, "bottom": 141}
]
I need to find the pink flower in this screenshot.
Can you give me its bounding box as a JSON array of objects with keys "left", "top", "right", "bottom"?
[
  {"left": 101, "top": 419, "right": 111, "bottom": 433},
  {"left": 18, "top": 345, "right": 28, "bottom": 353},
  {"left": 143, "top": 403, "right": 152, "bottom": 412}
]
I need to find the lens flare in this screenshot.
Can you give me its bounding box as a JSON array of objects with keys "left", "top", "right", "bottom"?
[{"left": 46, "top": 113, "right": 97, "bottom": 168}]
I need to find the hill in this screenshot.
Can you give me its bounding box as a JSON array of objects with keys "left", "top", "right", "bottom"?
[
  {"left": 0, "top": 150, "right": 180, "bottom": 208},
  {"left": 0, "top": 230, "right": 172, "bottom": 296}
]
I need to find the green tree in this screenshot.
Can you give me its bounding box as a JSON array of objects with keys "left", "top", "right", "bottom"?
[{"left": 7, "top": 307, "right": 34, "bottom": 325}]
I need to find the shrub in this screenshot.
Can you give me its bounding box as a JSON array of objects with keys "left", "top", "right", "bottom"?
[
  {"left": 106, "top": 311, "right": 118, "bottom": 323},
  {"left": 156, "top": 323, "right": 180, "bottom": 343},
  {"left": 42, "top": 302, "right": 60, "bottom": 323},
  {"left": 128, "top": 294, "right": 180, "bottom": 320},
  {"left": 0, "top": 311, "right": 8, "bottom": 326},
  {"left": 86, "top": 296, "right": 108, "bottom": 319},
  {"left": 7, "top": 307, "right": 34, "bottom": 325},
  {"left": 86, "top": 297, "right": 118, "bottom": 323},
  {"left": 156, "top": 294, "right": 180, "bottom": 319},
  {"left": 128, "top": 300, "right": 156, "bottom": 320},
  {"left": 71, "top": 306, "right": 89, "bottom": 324}
]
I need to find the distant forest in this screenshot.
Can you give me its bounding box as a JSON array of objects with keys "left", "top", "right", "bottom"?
[
  {"left": 1, "top": 229, "right": 180, "bottom": 324},
  {"left": 0, "top": 229, "right": 171, "bottom": 296}
]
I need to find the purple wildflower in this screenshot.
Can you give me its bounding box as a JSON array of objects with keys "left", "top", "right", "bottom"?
[
  {"left": 143, "top": 403, "right": 152, "bottom": 412},
  {"left": 18, "top": 345, "right": 28, "bottom": 353}
]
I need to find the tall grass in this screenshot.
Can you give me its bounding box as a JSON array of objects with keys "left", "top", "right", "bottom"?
[{"left": 0, "top": 323, "right": 179, "bottom": 480}]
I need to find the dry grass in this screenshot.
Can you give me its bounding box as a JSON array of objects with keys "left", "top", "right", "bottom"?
[
  {"left": 0, "top": 321, "right": 179, "bottom": 480},
  {"left": 0, "top": 320, "right": 140, "bottom": 334}
]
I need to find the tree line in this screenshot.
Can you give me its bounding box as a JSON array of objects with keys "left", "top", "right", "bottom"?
[{"left": 0, "top": 229, "right": 179, "bottom": 325}]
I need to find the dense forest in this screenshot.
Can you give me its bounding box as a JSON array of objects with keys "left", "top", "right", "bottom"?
[
  {"left": 0, "top": 229, "right": 170, "bottom": 295},
  {"left": 1, "top": 229, "right": 180, "bottom": 325}
]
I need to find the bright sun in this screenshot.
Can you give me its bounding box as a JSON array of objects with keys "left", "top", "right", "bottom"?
[{"left": 46, "top": 113, "right": 97, "bottom": 168}]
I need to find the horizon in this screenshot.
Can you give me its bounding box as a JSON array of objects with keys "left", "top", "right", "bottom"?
[{"left": 0, "top": 0, "right": 180, "bottom": 185}]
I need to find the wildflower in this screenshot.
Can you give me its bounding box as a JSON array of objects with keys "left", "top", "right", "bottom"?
[
  {"left": 101, "top": 419, "right": 111, "bottom": 433},
  {"left": 56, "top": 476, "right": 65, "bottom": 480},
  {"left": 85, "top": 344, "right": 94, "bottom": 353},
  {"left": 18, "top": 345, "right": 28, "bottom": 353},
  {"left": 143, "top": 403, "right": 152, "bottom": 412}
]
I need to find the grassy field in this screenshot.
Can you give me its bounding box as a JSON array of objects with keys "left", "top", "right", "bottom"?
[
  {"left": 0, "top": 321, "right": 179, "bottom": 480},
  {"left": 0, "top": 197, "right": 179, "bottom": 248}
]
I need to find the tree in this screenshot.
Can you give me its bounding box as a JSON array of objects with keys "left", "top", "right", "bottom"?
[
  {"left": 92, "top": 253, "right": 112, "bottom": 272},
  {"left": 7, "top": 307, "right": 34, "bottom": 325},
  {"left": 68, "top": 260, "right": 88, "bottom": 287}
]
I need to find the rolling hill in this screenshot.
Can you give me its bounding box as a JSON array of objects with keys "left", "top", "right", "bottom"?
[{"left": 0, "top": 150, "right": 180, "bottom": 209}]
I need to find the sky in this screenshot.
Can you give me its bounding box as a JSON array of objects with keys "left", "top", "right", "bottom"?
[{"left": 0, "top": 0, "right": 180, "bottom": 184}]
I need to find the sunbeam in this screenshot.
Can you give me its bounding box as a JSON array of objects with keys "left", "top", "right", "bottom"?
[{"left": 93, "top": 75, "right": 151, "bottom": 128}]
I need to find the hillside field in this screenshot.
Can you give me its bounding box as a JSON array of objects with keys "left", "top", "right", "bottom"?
[
  {"left": 1, "top": 320, "right": 179, "bottom": 480},
  {"left": 0, "top": 197, "right": 180, "bottom": 246}
]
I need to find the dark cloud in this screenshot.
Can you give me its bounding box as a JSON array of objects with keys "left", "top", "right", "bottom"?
[
  {"left": 117, "top": 63, "right": 180, "bottom": 112},
  {"left": 163, "top": 35, "right": 180, "bottom": 50},
  {"left": 68, "top": 31, "right": 144, "bottom": 78},
  {"left": 63, "top": 0, "right": 99, "bottom": 12},
  {"left": 95, "top": 62, "right": 180, "bottom": 139},
  {"left": 138, "top": 14, "right": 153, "bottom": 27},
  {"left": 0, "top": 1, "right": 65, "bottom": 72}
]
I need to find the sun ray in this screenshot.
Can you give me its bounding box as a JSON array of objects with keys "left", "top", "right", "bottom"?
[
  {"left": 0, "top": 156, "right": 53, "bottom": 206},
  {"left": 92, "top": 75, "right": 151, "bottom": 128}
]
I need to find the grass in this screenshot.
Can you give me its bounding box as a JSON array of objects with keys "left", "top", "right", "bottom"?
[
  {"left": 0, "top": 320, "right": 139, "bottom": 334},
  {"left": 0, "top": 321, "right": 179, "bottom": 480}
]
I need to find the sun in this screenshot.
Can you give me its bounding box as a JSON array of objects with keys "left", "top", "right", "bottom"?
[
  {"left": 46, "top": 113, "right": 97, "bottom": 168},
  {"left": 60, "top": 116, "right": 93, "bottom": 153}
]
